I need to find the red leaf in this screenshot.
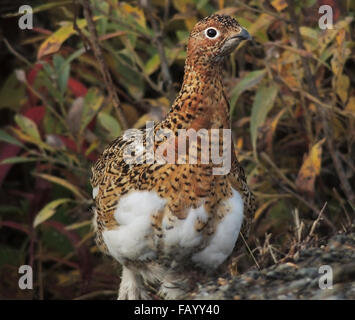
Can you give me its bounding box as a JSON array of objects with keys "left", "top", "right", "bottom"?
[
  {"left": 23, "top": 105, "right": 46, "bottom": 125},
  {"left": 26, "top": 62, "right": 46, "bottom": 106},
  {"left": 68, "top": 78, "right": 87, "bottom": 97},
  {"left": 0, "top": 221, "right": 30, "bottom": 234}
]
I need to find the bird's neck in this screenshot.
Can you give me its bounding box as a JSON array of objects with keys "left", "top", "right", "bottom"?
[{"left": 167, "top": 59, "right": 231, "bottom": 130}]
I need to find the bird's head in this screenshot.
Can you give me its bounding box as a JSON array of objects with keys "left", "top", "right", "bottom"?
[{"left": 187, "top": 14, "right": 251, "bottom": 65}]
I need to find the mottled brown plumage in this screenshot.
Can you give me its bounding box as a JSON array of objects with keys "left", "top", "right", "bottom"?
[{"left": 91, "top": 14, "right": 255, "bottom": 299}]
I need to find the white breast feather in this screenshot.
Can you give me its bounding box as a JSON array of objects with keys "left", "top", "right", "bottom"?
[
  {"left": 102, "top": 190, "right": 166, "bottom": 263},
  {"left": 192, "top": 189, "right": 244, "bottom": 268},
  {"left": 102, "top": 188, "right": 243, "bottom": 268},
  {"left": 163, "top": 205, "right": 208, "bottom": 249}
]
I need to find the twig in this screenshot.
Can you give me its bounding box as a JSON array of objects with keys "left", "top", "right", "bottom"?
[
  {"left": 260, "top": 152, "right": 297, "bottom": 190},
  {"left": 307, "top": 202, "right": 327, "bottom": 239},
  {"left": 259, "top": 152, "right": 337, "bottom": 233},
  {"left": 281, "top": 184, "right": 336, "bottom": 233},
  {"left": 286, "top": 0, "right": 354, "bottom": 203},
  {"left": 309, "top": 202, "right": 327, "bottom": 237},
  {"left": 240, "top": 232, "right": 260, "bottom": 270},
  {"left": 140, "top": 0, "right": 175, "bottom": 102},
  {"left": 292, "top": 208, "right": 304, "bottom": 243},
  {"left": 3, "top": 38, "right": 32, "bottom": 66},
  {"left": 81, "top": 0, "right": 128, "bottom": 130},
  {"left": 73, "top": 0, "right": 90, "bottom": 51}
]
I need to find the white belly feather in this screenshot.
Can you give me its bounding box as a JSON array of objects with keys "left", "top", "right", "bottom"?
[
  {"left": 192, "top": 189, "right": 244, "bottom": 267},
  {"left": 102, "top": 189, "right": 244, "bottom": 268}
]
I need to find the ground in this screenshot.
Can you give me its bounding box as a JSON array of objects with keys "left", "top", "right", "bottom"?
[{"left": 191, "top": 230, "right": 355, "bottom": 300}]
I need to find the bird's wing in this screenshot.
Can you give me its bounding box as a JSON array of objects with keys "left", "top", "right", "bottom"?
[
  {"left": 228, "top": 142, "right": 256, "bottom": 239},
  {"left": 91, "top": 130, "right": 149, "bottom": 252}
]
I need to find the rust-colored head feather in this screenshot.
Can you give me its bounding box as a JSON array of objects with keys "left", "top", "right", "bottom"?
[{"left": 187, "top": 14, "right": 251, "bottom": 65}]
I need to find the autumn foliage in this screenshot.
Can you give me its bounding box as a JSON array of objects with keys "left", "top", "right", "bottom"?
[{"left": 0, "top": 0, "right": 354, "bottom": 299}]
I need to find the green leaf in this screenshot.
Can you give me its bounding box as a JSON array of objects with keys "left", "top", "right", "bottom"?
[
  {"left": 0, "top": 245, "right": 25, "bottom": 268},
  {"left": 98, "top": 112, "right": 121, "bottom": 138},
  {"left": 33, "top": 198, "right": 70, "bottom": 228},
  {"left": 230, "top": 69, "right": 267, "bottom": 115},
  {"left": 250, "top": 85, "right": 278, "bottom": 153},
  {"left": 1, "top": 157, "right": 37, "bottom": 165},
  {"left": 35, "top": 173, "right": 85, "bottom": 199},
  {"left": 53, "top": 55, "right": 70, "bottom": 95},
  {"left": 0, "top": 129, "right": 23, "bottom": 147},
  {"left": 144, "top": 53, "right": 160, "bottom": 76},
  {"left": 14, "top": 114, "right": 41, "bottom": 141},
  {"left": 80, "top": 88, "right": 104, "bottom": 134},
  {"left": 0, "top": 72, "right": 26, "bottom": 111}
]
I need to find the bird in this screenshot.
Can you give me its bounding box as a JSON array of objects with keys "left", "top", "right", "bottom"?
[{"left": 91, "top": 14, "right": 255, "bottom": 300}]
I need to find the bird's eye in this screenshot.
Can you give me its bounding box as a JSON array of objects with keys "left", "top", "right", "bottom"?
[{"left": 205, "top": 28, "right": 219, "bottom": 39}]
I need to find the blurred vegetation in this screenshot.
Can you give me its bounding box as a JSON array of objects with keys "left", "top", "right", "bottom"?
[{"left": 0, "top": 0, "right": 354, "bottom": 299}]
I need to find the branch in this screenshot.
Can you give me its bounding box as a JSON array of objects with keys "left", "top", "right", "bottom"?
[
  {"left": 140, "top": 0, "right": 175, "bottom": 102},
  {"left": 80, "top": 0, "right": 128, "bottom": 130},
  {"left": 286, "top": 0, "right": 354, "bottom": 203}
]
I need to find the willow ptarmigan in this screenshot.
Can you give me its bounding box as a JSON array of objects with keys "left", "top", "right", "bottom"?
[{"left": 91, "top": 14, "right": 255, "bottom": 300}]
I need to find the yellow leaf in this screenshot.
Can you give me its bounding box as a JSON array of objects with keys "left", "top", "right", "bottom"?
[
  {"left": 85, "top": 140, "right": 99, "bottom": 157},
  {"left": 121, "top": 3, "right": 146, "bottom": 28},
  {"left": 14, "top": 114, "right": 41, "bottom": 141},
  {"left": 270, "top": 108, "right": 286, "bottom": 135},
  {"left": 296, "top": 139, "right": 325, "bottom": 196},
  {"left": 236, "top": 138, "right": 243, "bottom": 151},
  {"left": 144, "top": 53, "right": 160, "bottom": 76},
  {"left": 57, "top": 270, "right": 80, "bottom": 285},
  {"left": 133, "top": 113, "right": 154, "bottom": 129},
  {"left": 184, "top": 17, "right": 198, "bottom": 31},
  {"left": 35, "top": 173, "right": 85, "bottom": 199},
  {"left": 336, "top": 74, "right": 350, "bottom": 103},
  {"left": 33, "top": 198, "right": 70, "bottom": 228},
  {"left": 345, "top": 96, "right": 355, "bottom": 114},
  {"left": 65, "top": 220, "right": 91, "bottom": 231},
  {"left": 218, "top": 0, "right": 224, "bottom": 10},
  {"left": 172, "top": 0, "right": 194, "bottom": 13},
  {"left": 81, "top": 88, "right": 104, "bottom": 134},
  {"left": 271, "top": 0, "right": 288, "bottom": 12},
  {"left": 37, "top": 17, "right": 101, "bottom": 59},
  {"left": 249, "top": 13, "right": 275, "bottom": 41},
  {"left": 38, "top": 19, "right": 87, "bottom": 59}
]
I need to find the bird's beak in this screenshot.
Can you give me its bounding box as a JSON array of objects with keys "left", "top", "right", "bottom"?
[
  {"left": 232, "top": 28, "right": 252, "bottom": 41},
  {"left": 220, "top": 28, "right": 252, "bottom": 56}
]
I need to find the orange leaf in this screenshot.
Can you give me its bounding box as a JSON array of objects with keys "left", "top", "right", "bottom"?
[
  {"left": 271, "top": 0, "right": 288, "bottom": 12},
  {"left": 296, "top": 139, "right": 325, "bottom": 196},
  {"left": 38, "top": 20, "right": 87, "bottom": 60}
]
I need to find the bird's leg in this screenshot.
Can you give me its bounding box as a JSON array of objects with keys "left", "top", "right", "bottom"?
[{"left": 118, "top": 266, "right": 151, "bottom": 300}]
